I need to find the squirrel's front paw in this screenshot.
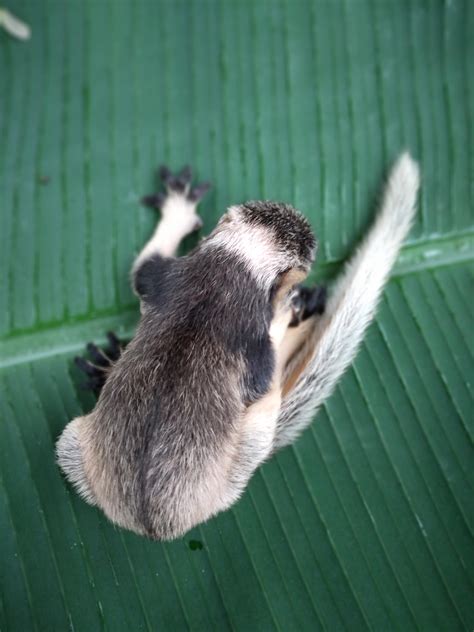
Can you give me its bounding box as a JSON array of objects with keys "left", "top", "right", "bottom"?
[
  {"left": 74, "top": 331, "right": 124, "bottom": 397},
  {"left": 141, "top": 165, "right": 211, "bottom": 234},
  {"left": 289, "top": 284, "right": 327, "bottom": 327}
]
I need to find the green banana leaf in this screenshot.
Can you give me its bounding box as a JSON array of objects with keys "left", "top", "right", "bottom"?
[{"left": 1, "top": 1, "right": 472, "bottom": 630}]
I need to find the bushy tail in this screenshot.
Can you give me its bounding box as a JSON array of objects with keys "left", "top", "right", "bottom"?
[{"left": 274, "top": 153, "right": 420, "bottom": 449}]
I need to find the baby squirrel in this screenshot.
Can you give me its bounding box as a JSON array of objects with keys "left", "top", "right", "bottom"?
[{"left": 57, "top": 155, "right": 420, "bottom": 540}]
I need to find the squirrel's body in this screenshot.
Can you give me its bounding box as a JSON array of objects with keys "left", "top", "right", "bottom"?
[{"left": 57, "top": 156, "right": 420, "bottom": 540}]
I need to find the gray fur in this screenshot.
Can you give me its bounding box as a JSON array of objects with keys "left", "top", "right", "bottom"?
[{"left": 57, "top": 194, "right": 314, "bottom": 539}]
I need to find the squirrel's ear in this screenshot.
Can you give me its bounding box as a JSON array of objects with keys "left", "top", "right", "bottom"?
[{"left": 216, "top": 213, "right": 232, "bottom": 227}]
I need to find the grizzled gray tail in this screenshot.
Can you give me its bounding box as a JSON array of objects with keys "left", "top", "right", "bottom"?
[{"left": 274, "top": 153, "right": 420, "bottom": 449}]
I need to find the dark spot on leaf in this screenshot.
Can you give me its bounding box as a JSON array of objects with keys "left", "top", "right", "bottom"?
[
  {"left": 188, "top": 539, "right": 204, "bottom": 551},
  {"left": 38, "top": 175, "right": 50, "bottom": 185}
]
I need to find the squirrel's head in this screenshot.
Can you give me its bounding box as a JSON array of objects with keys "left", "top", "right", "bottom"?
[{"left": 204, "top": 201, "right": 317, "bottom": 287}]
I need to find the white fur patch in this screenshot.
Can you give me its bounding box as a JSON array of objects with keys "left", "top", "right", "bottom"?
[
  {"left": 205, "top": 207, "right": 282, "bottom": 288},
  {"left": 133, "top": 193, "right": 200, "bottom": 270}
]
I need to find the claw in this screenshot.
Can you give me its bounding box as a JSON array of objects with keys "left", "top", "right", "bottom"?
[
  {"left": 74, "top": 356, "right": 101, "bottom": 377},
  {"left": 161, "top": 165, "right": 193, "bottom": 193},
  {"left": 289, "top": 284, "right": 327, "bottom": 327},
  {"left": 302, "top": 285, "right": 327, "bottom": 319},
  {"left": 158, "top": 165, "right": 173, "bottom": 185},
  {"left": 141, "top": 192, "right": 166, "bottom": 209},
  {"left": 142, "top": 165, "right": 211, "bottom": 214},
  {"left": 86, "top": 342, "right": 108, "bottom": 365},
  {"left": 74, "top": 331, "right": 126, "bottom": 396},
  {"left": 189, "top": 181, "right": 211, "bottom": 202},
  {"left": 106, "top": 331, "right": 122, "bottom": 360},
  {"left": 176, "top": 165, "right": 192, "bottom": 189},
  {"left": 107, "top": 331, "right": 120, "bottom": 346}
]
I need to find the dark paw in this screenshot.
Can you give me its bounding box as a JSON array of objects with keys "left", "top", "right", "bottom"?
[
  {"left": 74, "top": 331, "right": 124, "bottom": 397},
  {"left": 141, "top": 165, "right": 211, "bottom": 210},
  {"left": 289, "top": 284, "right": 327, "bottom": 327}
]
